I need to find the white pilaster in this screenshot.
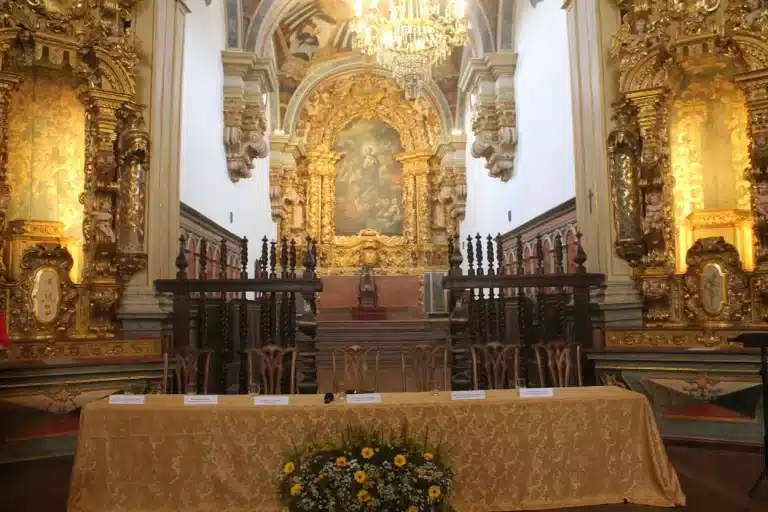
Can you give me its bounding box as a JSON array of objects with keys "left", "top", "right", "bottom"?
[
  {"left": 565, "top": 0, "right": 642, "bottom": 326},
  {"left": 118, "top": 0, "right": 190, "bottom": 336}
]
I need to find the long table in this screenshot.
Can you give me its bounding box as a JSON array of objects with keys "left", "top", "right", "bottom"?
[{"left": 68, "top": 387, "right": 686, "bottom": 511}]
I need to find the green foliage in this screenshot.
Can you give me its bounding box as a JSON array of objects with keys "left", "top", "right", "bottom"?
[{"left": 277, "top": 422, "right": 455, "bottom": 512}]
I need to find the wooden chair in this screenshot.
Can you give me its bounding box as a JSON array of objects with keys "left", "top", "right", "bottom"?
[
  {"left": 533, "top": 342, "right": 583, "bottom": 387},
  {"left": 174, "top": 346, "right": 213, "bottom": 394},
  {"left": 400, "top": 344, "right": 450, "bottom": 392},
  {"left": 332, "top": 345, "right": 380, "bottom": 392},
  {"left": 471, "top": 343, "right": 521, "bottom": 390},
  {"left": 245, "top": 345, "right": 297, "bottom": 394}
]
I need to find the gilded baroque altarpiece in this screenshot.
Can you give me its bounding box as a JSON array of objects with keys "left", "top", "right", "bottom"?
[
  {"left": 270, "top": 73, "right": 466, "bottom": 276},
  {"left": 603, "top": 0, "right": 768, "bottom": 348},
  {"left": 0, "top": 1, "right": 157, "bottom": 362}
]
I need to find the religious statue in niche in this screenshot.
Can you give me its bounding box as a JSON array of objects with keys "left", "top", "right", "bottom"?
[
  {"left": 756, "top": 180, "right": 768, "bottom": 220},
  {"left": 334, "top": 119, "right": 404, "bottom": 236},
  {"left": 744, "top": 0, "right": 768, "bottom": 29},
  {"left": 643, "top": 191, "right": 663, "bottom": 234},
  {"left": 87, "top": 195, "right": 116, "bottom": 244}
]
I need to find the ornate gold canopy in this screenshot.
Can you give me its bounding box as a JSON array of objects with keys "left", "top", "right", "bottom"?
[
  {"left": 0, "top": 1, "right": 149, "bottom": 342},
  {"left": 271, "top": 73, "right": 465, "bottom": 276}
]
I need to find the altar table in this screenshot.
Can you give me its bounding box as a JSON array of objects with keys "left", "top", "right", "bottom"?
[{"left": 68, "top": 387, "right": 685, "bottom": 511}]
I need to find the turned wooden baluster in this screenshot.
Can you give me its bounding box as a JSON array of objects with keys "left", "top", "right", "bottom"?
[{"left": 237, "top": 236, "right": 249, "bottom": 393}]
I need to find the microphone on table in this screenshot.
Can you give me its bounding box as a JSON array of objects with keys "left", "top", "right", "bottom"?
[{"left": 324, "top": 392, "right": 334, "bottom": 404}]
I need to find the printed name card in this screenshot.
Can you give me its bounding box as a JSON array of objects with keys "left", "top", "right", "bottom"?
[
  {"left": 451, "top": 390, "right": 486, "bottom": 401},
  {"left": 346, "top": 393, "right": 382, "bottom": 404},
  {"left": 109, "top": 395, "right": 146, "bottom": 405},
  {"left": 254, "top": 395, "right": 290, "bottom": 406},
  {"left": 183, "top": 395, "right": 219, "bottom": 405},
  {"left": 519, "top": 388, "right": 554, "bottom": 398}
]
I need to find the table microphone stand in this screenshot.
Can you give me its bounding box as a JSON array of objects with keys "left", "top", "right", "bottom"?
[{"left": 729, "top": 333, "right": 768, "bottom": 499}]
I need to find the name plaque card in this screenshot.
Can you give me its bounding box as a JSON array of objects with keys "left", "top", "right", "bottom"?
[
  {"left": 346, "top": 393, "right": 382, "bottom": 404},
  {"left": 254, "top": 395, "right": 290, "bottom": 406},
  {"left": 519, "top": 388, "right": 554, "bottom": 398},
  {"left": 183, "top": 395, "right": 219, "bottom": 405},
  {"left": 109, "top": 395, "right": 146, "bottom": 405},
  {"left": 451, "top": 390, "right": 486, "bottom": 401}
]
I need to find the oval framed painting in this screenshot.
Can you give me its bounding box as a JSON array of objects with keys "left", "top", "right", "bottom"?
[
  {"left": 31, "top": 266, "right": 61, "bottom": 324},
  {"left": 699, "top": 262, "right": 726, "bottom": 316}
]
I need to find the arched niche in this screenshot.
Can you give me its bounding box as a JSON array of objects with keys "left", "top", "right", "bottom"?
[
  {"left": 280, "top": 73, "right": 451, "bottom": 275},
  {"left": 0, "top": 5, "right": 150, "bottom": 341}
]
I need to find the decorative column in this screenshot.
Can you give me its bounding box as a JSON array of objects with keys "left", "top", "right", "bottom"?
[
  {"left": 221, "top": 50, "right": 277, "bottom": 182},
  {"left": 269, "top": 135, "right": 306, "bottom": 240},
  {"left": 736, "top": 71, "right": 768, "bottom": 267},
  {"left": 0, "top": 72, "right": 22, "bottom": 282},
  {"left": 399, "top": 151, "right": 432, "bottom": 245},
  {"left": 565, "top": 0, "right": 642, "bottom": 326},
  {"left": 433, "top": 134, "right": 467, "bottom": 238},
  {"left": 118, "top": 0, "right": 190, "bottom": 337},
  {"left": 458, "top": 51, "right": 517, "bottom": 181}
]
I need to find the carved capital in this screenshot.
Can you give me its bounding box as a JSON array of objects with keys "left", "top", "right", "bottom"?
[{"left": 221, "top": 51, "right": 277, "bottom": 183}]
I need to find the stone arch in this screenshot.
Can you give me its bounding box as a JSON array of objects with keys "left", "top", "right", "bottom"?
[
  {"left": 284, "top": 60, "right": 453, "bottom": 139},
  {"left": 542, "top": 235, "right": 553, "bottom": 274}
]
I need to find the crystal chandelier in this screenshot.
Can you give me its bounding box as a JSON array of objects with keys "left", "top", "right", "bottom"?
[{"left": 352, "top": 0, "right": 469, "bottom": 100}]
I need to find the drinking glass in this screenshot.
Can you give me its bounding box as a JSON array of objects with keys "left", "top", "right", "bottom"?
[
  {"left": 430, "top": 379, "right": 442, "bottom": 396},
  {"left": 248, "top": 382, "right": 261, "bottom": 396},
  {"left": 516, "top": 378, "right": 527, "bottom": 390}
]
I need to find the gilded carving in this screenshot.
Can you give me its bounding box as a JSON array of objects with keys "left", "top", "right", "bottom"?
[
  {"left": 604, "top": 328, "right": 747, "bottom": 350},
  {"left": 609, "top": 1, "right": 768, "bottom": 328},
  {"left": 291, "top": 73, "right": 449, "bottom": 275},
  {"left": 9, "top": 243, "right": 78, "bottom": 339},
  {"left": 0, "top": 1, "right": 148, "bottom": 343},
  {"left": 608, "top": 100, "right": 645, "bottom": 265},
  {"left": 683, "top": 237, "right": 749, "bottom": 325}
]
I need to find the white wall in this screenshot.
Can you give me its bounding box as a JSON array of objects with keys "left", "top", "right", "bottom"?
[
  {"left": 180, "top": 0, "right": 275, "bottom": 266},
  {"left": 461, "top": 0, "right": 575, "bottom": 240}
]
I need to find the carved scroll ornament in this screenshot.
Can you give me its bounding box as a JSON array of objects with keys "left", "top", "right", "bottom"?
[
  {"left": 471, "top": 98, "right": 516, "bottom": 182},
  {"left": 224, "top": 94, "right": 268, "bottom": 182}
]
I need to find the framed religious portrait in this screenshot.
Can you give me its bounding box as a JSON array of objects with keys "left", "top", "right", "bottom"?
[{"left": 699, "top": 262, "right": 726, "bottom": 316}]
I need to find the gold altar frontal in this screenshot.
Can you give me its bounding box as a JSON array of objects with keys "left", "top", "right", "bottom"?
[{"left": 68, "top": 387, "right": 685, "bottom": 511}]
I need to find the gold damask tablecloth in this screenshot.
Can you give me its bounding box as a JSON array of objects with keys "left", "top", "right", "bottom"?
[{"left": 68, "top": 387, "right": 685, "bottom": 511}]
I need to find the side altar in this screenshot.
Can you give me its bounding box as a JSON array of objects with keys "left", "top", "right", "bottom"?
[
  {"left": 268, "top": 74, "right": 467, "bottom": 314},
  {"left": 0, "top": 3, "right": 167, "bottom": 463},
  {"left": 591, "top": 0, "right": 768, "bottom": 446}
]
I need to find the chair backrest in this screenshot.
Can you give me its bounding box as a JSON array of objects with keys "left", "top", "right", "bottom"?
[
  {"left": 174, "top": 346, "right": 213, "bottom": 394},
  {"left": 533, "top": 342, "right": 583, "bottom": 387},
  {"left": 245, "top": 345, "right": 297, "bottom": 395},
  {"left": 401, "top": 344, "right": 450, "bottom": 392},
  {"left": 332, "top": 345, "right": 379, "bottom": 392},
  {"left": 471, "top": 343, "right": 521, "bottom": 390}
]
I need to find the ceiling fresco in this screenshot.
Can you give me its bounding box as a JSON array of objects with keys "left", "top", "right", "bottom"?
[{"left": 240, "top": 0, "right": 504, "bottom": 127}]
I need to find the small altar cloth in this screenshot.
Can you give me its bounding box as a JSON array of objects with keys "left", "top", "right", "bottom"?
[{"left": 68, "top": 386, "right": 685, "bottom": 511}]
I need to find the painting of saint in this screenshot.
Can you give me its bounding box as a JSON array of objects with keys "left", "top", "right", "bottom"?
[{"left": 334, "top": 120, "right": 404, "bottom": 235}]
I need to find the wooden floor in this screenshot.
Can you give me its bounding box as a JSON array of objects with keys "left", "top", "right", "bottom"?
[{"left": 0, "top": 444, "right": 765, "bottom": 512}]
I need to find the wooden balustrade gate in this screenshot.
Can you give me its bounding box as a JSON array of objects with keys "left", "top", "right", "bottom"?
[
  {"left": 155, "top": 235, "right": 322, "bottom": 394},
  {"left": 442, "top": 232, "right": 605, "bottom": 390}
]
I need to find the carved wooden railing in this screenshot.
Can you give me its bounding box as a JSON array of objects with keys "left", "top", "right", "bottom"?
[
  {"left": 155, "top": 235, "right": 322, "bottom": 394},
  {"left": 442, "top": 233, "right": 605, "bottom": 390}
]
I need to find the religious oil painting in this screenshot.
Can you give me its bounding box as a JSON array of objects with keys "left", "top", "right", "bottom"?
[{"left": 334, "top": 119, "right": 403, "bottom": 236}]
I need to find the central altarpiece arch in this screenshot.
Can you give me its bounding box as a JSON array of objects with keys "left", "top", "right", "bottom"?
[{"left": 274, "top": 73, "right": 463, "bottom": 276}]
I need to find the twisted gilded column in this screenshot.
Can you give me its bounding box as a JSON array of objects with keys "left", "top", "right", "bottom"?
[
  {"left": 398, "top": 151, "right": 432, "bottom": 244},
  {"left": 0, "top": 72, "right": 22, "bottom": 283},
  {"left": 736, "top": 71, "right": 768, "bottom": 267},
  {"left": 306, "top": 150, "right": 340, "bottom": 244}
]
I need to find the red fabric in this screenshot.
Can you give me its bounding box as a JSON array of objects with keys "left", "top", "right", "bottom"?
[{"left": 0, "top": 313, "right": 9, "bottom": 348}]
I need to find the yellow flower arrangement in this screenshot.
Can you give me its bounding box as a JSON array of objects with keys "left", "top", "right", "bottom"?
[
  {"left": 357, "top": 489, "right": 371, "bottom": 503},
  {"left": 277, "top": 425, "right": 454, "bottom": 511}
]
